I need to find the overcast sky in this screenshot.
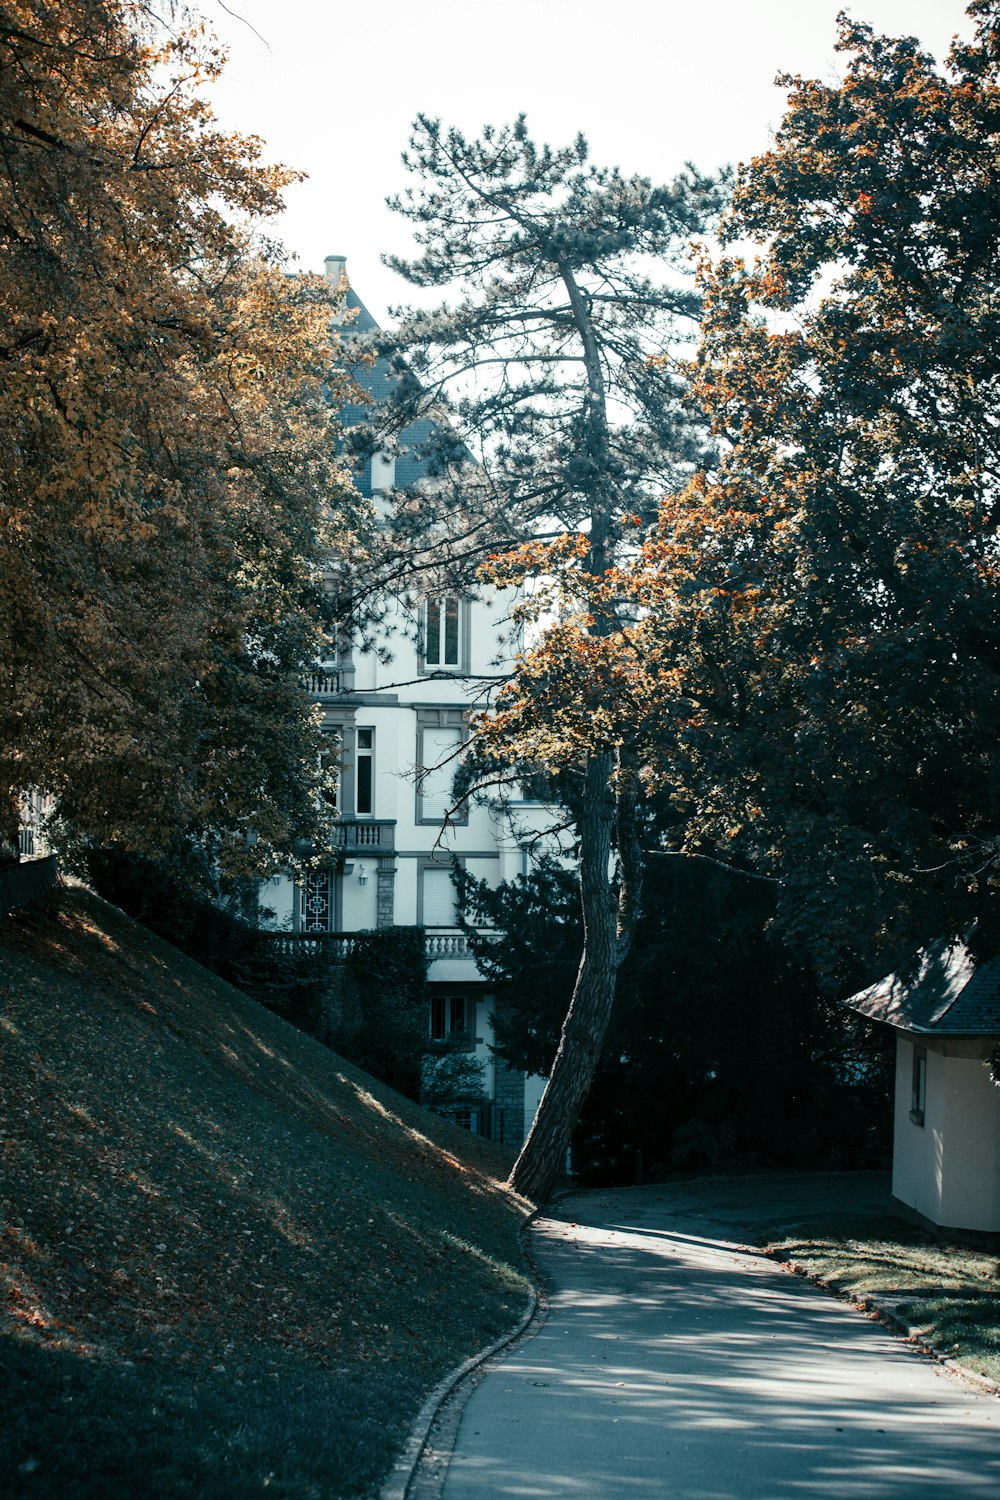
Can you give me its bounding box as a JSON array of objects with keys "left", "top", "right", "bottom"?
[{"left": 203, "top": 0, "right": 975, "bottom": 323}]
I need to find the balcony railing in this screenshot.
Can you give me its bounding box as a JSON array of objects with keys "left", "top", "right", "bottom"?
[
  {"left": 264, "top": 932, "right": 358, "bottom": 959},
  {"left": 331, "top": 819, "right": 395, "bottom": 852},
  {"left": 425, "top": 929, "right": 500, "bottom": 959},
  {"left": 424, "top": 930, "right": 471, "bottom": 958},
  {"left": 300, "top": 666, "right": 342, "bottom": 698},
  {"left": 259, "top": 927, "right": 490, "bottom": 961}
]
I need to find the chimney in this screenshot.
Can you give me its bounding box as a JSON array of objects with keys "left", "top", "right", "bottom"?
[{"left": 324, "top": 254, "right": 347, "bottom": 285}]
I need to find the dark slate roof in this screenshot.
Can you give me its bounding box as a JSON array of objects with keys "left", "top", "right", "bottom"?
[
  {"left": 846, "top": 940, "right": 1000, "bottom": 1037},
  {"left": 337, "top": 284, "right": 439, "bottom": 499},
  {"left": 344, "top": 285, "right": 379, "bottom": 336}
]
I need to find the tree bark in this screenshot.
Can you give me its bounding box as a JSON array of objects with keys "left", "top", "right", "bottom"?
[
  {"left": 508, "top": 750, "right": 640, "bottom": 1202},
  {"left": 507, "top": 265, "right": 645, "bottom": 1203}
]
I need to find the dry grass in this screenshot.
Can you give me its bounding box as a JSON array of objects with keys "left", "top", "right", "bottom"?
[
  {"left": 0, "top": 882, "right": 532, "bottom": 1499},
  {"left": 768, "top": 1216, "right": 1000, "bottom": 1384}
]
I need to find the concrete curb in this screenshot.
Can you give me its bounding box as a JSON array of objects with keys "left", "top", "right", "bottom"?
[
  {"left": 379, "top": 1211, "right": 546, "bottom": 1500},
  {"left": 769, "top": 1249, "right": 1000, "bottom": 1400}
]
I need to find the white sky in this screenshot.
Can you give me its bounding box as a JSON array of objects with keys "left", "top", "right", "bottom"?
[{"left": 203, "top": 0, "right": 975, "bottom": 324}]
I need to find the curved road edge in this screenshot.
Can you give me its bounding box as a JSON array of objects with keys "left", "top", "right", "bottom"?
[
  {"left": 767, "top": 1247, "right": 1000, "bottom": 1401},
  {"left": 379, "top": 1209, "right": 547, "bottom": 1500}
]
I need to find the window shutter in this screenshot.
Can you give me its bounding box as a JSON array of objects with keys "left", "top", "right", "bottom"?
[
  {"left": 420, "top": 726, "right": 462, "bottom": 818},
  {"left": 422, "top": 867, "right": 457, "bottom": 927}
]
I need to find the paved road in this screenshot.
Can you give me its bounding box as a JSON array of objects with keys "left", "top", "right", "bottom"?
[{"left": 438, "top": 1175, "right": 1000, "bottom": 1498}]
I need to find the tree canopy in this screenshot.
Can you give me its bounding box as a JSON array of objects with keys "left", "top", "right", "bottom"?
[
  {"left": 0, "top": 0, "right": 363, "bottom": 875},
  {"left": 370, "top": 113, "right": 724, "bottom": 584},
  {"left": 631, "top": 2, "right": 1000, "bottom": 980}
]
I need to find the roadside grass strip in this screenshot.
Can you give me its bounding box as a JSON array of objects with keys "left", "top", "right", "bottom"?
[{"left": 767, "top": 1214, "right": 1000, "bottom": 1387}]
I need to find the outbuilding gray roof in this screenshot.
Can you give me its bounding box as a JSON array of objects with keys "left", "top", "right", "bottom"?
[{"left": 846, "top": 940, "right": 1000, "bottom": 1037}]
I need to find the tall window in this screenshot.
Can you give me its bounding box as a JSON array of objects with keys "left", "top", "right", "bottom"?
[
  {"left": 370, "top": 452, "right": 395, "bottom": 492},
  {"left": 416, "top": 708, "right": 467, "bottom": 825},
  {"left": 302, "top": 869, "right": 335, "bottom": 932},
  {"left": 424, "top": 595, "right": 462, "bottom": 669},
  {"left": 422, "top": 866, "right": 458, "bottom": 927},
  {"left": 323, "top": 727, "right": 342, "bottom": 811},
  {"left": 430, "top": 994, "right": 473, "bottom": 1041},
  {"left": 356, "top": 728, "right": 374, "bottom": 815},
  {"left": 419, "top": 725, "right": 462, "bottom": 821}
]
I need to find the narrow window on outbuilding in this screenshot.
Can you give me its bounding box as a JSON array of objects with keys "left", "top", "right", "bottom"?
[{"left": 910, "top": 1045, "right": 927, "bottom": 1127}]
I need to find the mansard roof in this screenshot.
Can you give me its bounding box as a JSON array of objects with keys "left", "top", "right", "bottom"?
[{"left": 846, "top": 939, "right": 1000, "bottom": 1038}]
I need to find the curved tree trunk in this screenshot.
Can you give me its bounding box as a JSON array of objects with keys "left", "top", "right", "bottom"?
[
  {"left": 508, "top": 750, "right": 641, "bottom": 1202},
  {"left": 507, "top": 263, "right": 646, "bottom": 1203}
]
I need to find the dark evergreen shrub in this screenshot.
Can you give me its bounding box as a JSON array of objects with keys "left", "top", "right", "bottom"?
[
  {"left": 457, "top": 855, "right": 893, "bottom": 1183},
  {"left": 87, "top": 851, "right": 430, "bottom": 1098}
]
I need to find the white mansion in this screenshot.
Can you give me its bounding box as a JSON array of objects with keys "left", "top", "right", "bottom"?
[{"left": 260, "top": 257, "right": 550, "bottom": 1145}]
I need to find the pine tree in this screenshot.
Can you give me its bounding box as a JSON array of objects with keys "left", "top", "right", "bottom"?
[{"left": 377, "top": 115, "right": 725, "bottom": 1199}]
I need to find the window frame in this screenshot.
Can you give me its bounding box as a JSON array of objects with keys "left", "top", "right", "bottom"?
[
  {"left": 370, "top": 452, "right": 396, "bottom": 493},
  {"left": 430, "top": 993, "right": 474, "bottom": 1041},
  {"left": 419, "top": 594, "right": 469, "bottom": 675},
  {"left": 355, "top": 726, "right": 375, "bottom": 817},
  {"left": 428, "top": 991, "right": 478, "bottom": 1051},
  {"left": 299, "top": 866, "right": 340, "bottom": 933},
  {"left": 418, "top": 855, "right": 464, "bottom": 929},
  {"left": 322, "top": 725, "right": 342, "bottom": 813},
  {"left": 910, "top": 1044, "right": 927, "bottom": 1127},
  {"left": 415, "top": 708, "right": 468, "bottom": 825}
]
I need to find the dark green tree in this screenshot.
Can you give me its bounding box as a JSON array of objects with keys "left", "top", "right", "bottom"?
[
  {"left": 377, "top": 116, "right": 726, "bottom": 1199},
  {"left": 633, "top": 3, "right": 1000, "bottom": 983},
  {"left": 457, "top": 857, "right": 891, "bottom": 1182}
]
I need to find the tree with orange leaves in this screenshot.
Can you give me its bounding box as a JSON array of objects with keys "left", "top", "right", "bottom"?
[
  {"left": 0, "top": 2, "right": 364, "bottom": 878},
  {"left": 632, "top": 3, "right": 1000, "bottom": 981}
]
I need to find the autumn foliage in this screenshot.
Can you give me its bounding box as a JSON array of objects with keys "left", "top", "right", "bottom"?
[
  {"left": 0, "top": 1, "right": 362, "bottom": 873},
  {"left": 471, "top": 5, "right": 1000, "bottom": 994},
  {"left": 630, "top": 4, "right": 1000, "bottom": 977}
]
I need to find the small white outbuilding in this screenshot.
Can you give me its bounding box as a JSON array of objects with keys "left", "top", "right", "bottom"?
[{"left": 846, "top": 941, "right": 1000, "bottom": 1239}]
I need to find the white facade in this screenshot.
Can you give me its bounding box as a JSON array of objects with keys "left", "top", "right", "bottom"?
[
  {"left": 260, "top": 259, "right": 553, "bottom": 1145},
  {"left": 892, "top": 1033, "right": 1000, "bottom": 1235},
  {"left": 262, "top": 585, "right": 551, "bottom": 1145}
]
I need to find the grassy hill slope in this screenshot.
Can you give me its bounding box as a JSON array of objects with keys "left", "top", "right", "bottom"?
[{"left": 0, "top": 883, "right": 531, "bottom": 1500}]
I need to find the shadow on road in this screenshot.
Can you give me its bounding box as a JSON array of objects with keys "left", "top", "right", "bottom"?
[{"left": 438, "top": 1177, "right": 1000, "bottom": 1500}]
